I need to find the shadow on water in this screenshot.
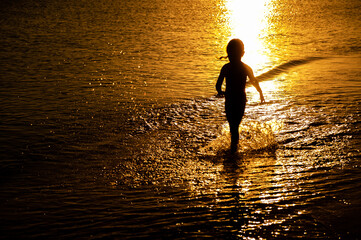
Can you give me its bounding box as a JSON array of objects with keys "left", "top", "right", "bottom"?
[
  {"left": 194, "top": 149, "right": 283, "bottom": 239},
  {"left": 220, "top": 154, "right": 248, "bottom": 235}
]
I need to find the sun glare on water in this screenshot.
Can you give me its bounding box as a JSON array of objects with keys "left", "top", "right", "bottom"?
[{"left": 225, "top": 0, "right": 273, "bottom": 70}]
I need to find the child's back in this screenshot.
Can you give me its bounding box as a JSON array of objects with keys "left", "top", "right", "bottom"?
[{"left": 220, "top": 61, "right": 247, "bottom": 101}]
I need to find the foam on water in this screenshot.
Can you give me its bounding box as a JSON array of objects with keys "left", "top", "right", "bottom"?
[{"left": 200, "top": 119, "right": 283, "bottom": 155}]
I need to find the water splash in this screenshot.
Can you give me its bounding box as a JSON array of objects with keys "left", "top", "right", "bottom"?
[{"left": 199, "top": 119, "right": 283, "bottom": 155}]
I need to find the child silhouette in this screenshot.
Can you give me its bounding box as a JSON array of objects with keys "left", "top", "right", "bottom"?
[{"left": 216, "top": 39, "right": 265, "bottom": 152}]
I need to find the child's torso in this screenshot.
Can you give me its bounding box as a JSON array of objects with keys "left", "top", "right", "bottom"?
[{"left": 224, "top": 62, "right": 247, "bottom": 99}]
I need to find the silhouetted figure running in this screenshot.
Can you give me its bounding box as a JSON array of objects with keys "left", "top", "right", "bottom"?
[{"left": 216, "top": 39, "right": 265, "bottom": 153}]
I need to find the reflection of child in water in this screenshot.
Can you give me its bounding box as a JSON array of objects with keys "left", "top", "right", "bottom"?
[{"left": 216, "top": 39, "right": 265, "bottom": 152}]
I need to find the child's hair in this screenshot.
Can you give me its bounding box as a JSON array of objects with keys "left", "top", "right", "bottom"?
[{"left": 219, "top": 39, "right": 245, "bottom": 62}]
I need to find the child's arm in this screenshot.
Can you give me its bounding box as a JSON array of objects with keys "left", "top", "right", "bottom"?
[
  {"left": 244, "top": 64, "right": 265, "bottom": 103},
  {"left": 216, "top": 66, "right": 225, "bottom": 97}
]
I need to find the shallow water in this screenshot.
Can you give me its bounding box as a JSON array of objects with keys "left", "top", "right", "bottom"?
[{"left": 1, "top": 0, "right": 361, "bottom": 239}]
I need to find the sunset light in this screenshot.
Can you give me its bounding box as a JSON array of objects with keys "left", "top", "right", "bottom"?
[
  {"left": 1, "top": 0, "right": 360, "bottom": 238},
  {"left": 225, "top": 0, "right": 272, "bottom": 69}
]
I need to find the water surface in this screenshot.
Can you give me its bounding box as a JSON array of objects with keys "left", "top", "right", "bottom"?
[{"left": 1, "top": 0, "right": 360, "bottom": 239}]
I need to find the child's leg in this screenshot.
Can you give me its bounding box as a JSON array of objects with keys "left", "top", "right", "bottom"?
[
  {"left": 225, "top": 100, "right": 246, "bottom": 152},
  {"left": 229, "top": 121, "right": 240, "bottom": 152}
]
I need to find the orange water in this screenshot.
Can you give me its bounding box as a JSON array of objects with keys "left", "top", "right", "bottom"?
[{"left": 1, "top": 0, "right": 360, "bottom": 238}]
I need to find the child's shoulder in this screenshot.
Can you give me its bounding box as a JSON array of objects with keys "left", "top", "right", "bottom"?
[
  {"left": 241, "top": 62, "right": 251, "bottom": 69},
  {"left": 222, "top": 62, "right": 232, "bottom": 70}
]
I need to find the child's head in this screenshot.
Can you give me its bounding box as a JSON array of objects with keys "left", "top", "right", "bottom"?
[{"left": 226, "top": 39, "right": 244, "bottom": 62}]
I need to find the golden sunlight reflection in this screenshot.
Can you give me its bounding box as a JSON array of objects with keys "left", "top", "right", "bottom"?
[
  {"left": 225, "top": 0, "right": 273, "bottom": 71},
  {"left": 246, "top": 78, "right": 283, "bottom": 102},
  {"left": 199, "top": 119, "right": 282, "bottom": 156}
]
